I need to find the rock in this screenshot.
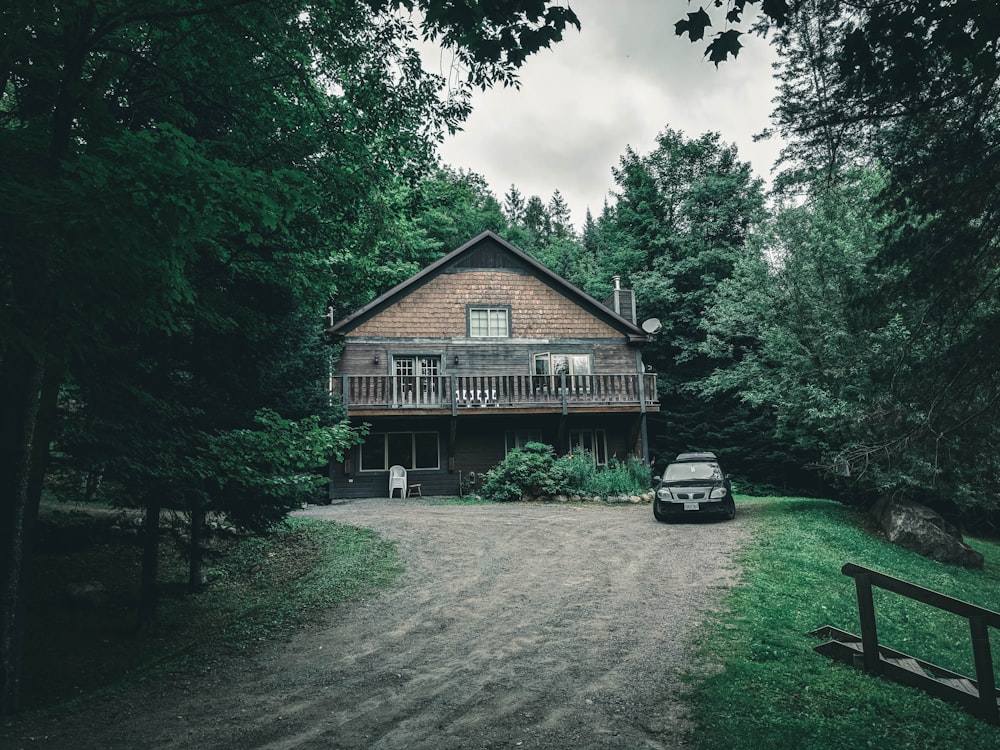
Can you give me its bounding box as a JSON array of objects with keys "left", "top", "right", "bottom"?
[
  {"left": 871, "top": 497, "right": 984, "bottom": 569},
  {"left": 629, "top": 495, "right": 641, "bottom": 504}
]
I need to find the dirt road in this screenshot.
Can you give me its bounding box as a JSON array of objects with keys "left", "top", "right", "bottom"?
[{"left": 4, "top": 499, "right": 748, "bottom": 750}]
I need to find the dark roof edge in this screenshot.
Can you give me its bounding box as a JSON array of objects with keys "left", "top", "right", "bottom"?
[{"left": 329, "top": 231, "right": 647, "bottom": 340}]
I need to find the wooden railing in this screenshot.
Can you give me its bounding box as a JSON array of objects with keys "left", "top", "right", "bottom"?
[
  {"left": 333, "top": 373, "right": 658, "bottom": 413},
  {"left": 812, "top": 562, "right": 1000, "bottom": 724}
]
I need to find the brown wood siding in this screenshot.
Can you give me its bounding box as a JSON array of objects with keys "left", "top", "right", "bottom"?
[
  {"left": 334, "top": 344, "right": 636, "bottom": 378},
  {"left": 349, "top": 270, "right": 623, "bottom": 340},
  {"left": 327, "top": 413, "right": 645, "bottom": 500}
]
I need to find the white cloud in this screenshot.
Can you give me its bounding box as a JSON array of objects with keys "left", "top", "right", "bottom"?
[{"left": 428, "top": 0, "right": 783, "bottom": 227}]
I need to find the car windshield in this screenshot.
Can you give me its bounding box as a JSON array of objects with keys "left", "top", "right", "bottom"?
[{"left": 663, "top": 462, "right": 722, "bottom": 482}]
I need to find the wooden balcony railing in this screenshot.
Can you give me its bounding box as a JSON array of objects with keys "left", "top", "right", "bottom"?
[{"left": 333, "top": 373, "right": 659, "bottom": 413}]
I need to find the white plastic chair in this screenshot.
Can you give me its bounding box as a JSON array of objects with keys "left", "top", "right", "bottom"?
[{"left": 388, "top": 465, "right": 407, "bottom": 498}]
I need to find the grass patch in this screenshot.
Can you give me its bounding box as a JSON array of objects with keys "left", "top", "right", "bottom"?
[
  {"left": 419, "top": 495, "right": 490, "bottom": 505},
  {"left": 18, "top": 507, "right": 399, "bottom": 713},
  {"left": 686, "top": 497, "right": 1000, "bottom": 750}
]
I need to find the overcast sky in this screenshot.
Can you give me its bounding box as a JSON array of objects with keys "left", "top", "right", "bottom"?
[{"left": 424, "top": 0, "right": 783, "bottom": 228}]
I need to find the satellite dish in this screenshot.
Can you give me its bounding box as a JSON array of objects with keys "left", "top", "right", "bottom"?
[{"left": 641, "top": 318, "right": 662, "bottom": 334}]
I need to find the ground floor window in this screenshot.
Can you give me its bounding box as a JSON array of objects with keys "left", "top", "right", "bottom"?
[
  {"left": 505, "top": 430, "right": 543, "bottom": 455},
  {"left": 360, "top": 432, "right": 440, "bottom": 471},
  {"left": 569, "top": 428, "right": 608, "bottom": 465}
]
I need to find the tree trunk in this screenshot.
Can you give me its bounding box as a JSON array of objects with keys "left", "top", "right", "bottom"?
[
  {"left": 188, "top": 500, "right": 206, "bottom": 592},
  {"left": 84, "top": 466, "right": 104, "bottom": 503},
  {"left": 0, "top": 349, "right": 45, "bottom": 717},
  {"left": 136, "top": 493, "right": 162, "bottom": 634}
]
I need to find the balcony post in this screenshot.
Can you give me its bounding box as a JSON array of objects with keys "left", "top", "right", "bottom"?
[{"left": 636, "top": 356, "right": 647, "bottom": 415}]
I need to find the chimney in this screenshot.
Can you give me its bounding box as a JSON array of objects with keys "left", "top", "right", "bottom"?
[{"left": 604, "top": 275, "right": 636, "bottom": 324}]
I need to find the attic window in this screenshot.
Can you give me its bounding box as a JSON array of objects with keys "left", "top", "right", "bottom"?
[{"left": 468, "top": 306, "right": 510, "bottom": 337}]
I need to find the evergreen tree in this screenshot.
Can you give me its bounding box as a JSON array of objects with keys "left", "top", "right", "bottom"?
[
  {"left": 599, "top": 128, "right": 771, "bottom": 487},
  {"left": 503, "top": 185, "right": 526, "bottom": 225}
]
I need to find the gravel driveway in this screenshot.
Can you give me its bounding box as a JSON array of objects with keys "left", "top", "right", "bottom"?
[{"left": 4, "top": 499, "right": 747, "bottom": 750}]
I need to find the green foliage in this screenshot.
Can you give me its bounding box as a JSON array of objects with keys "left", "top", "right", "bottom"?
[
  {"left": 702, "top": 171, "right": 892, "bottom": 459},
  {"left": 479, "top": 444, "right": 651, "bottom": 502},
  {"left": 479, "top": 442, "right": 567, "bottom": 502},
  {"left": 731, "top": 1, "right": 1000, "bottom": 515},
  {"left": 592, "top": 127, "right": 788, "bottom": 492},
  {"left": 562, "top": 454, "right": 652, "bottom": 497},
  {"left": 686, "top": 497, "right": 1000, "bottom": 750},
  {"left": 206, "top": 411, "right": 367, "bottom": 530},
  {"left": 0, "top": 0, "right": 582, "bottom": 714}
]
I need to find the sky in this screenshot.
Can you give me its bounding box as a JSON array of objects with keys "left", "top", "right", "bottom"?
[{"left": 423, "top": 0, "right": 783, "bottom": 228}]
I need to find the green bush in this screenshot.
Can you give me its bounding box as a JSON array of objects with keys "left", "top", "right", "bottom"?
[
  {"left": 480, "top": 442, "right": 565, "bottom": 502},
  {"left": 479, "top": 443, "right": 651, "bottom": 502}
]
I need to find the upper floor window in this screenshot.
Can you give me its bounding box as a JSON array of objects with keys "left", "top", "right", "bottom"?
[{"left": 468, "top": 306, "right": 510, "bottom": 337}]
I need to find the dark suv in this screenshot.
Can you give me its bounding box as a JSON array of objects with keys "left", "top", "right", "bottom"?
[{"left": 653, "top": 452, "right": 735, "bottom": 522}]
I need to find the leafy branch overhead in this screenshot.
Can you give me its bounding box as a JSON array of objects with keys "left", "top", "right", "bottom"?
[{"left": 674, "top": 1, "right": 792, "bottom": 65}]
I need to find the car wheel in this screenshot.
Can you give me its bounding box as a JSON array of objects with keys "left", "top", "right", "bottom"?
[
  {"left": 724, "top": 497, "right": 736, "bottom": 520},
  {"left": 653, "top": 502, "right": 671, "bottom": 523}
]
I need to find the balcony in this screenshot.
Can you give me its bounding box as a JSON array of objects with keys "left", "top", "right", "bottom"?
[{"left": 333, "top": 373, "right": 659, "bottom": 415}]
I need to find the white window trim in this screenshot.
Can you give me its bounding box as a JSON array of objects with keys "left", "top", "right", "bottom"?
[{"left": 469, "top": 306, "right": 510, "bottom": 338}]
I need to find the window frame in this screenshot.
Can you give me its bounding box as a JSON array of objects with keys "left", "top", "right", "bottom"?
[
  {"left": 532, "top": 352, "right": 592, "bottom": 375},
  {"left": 467, "top": 305, "right": 511, "bottom": 338},
  {"left": 568, "top": 428, "right": 608, "bottom": 465},
  {"left": 504, "top": 429, "right": 544, "bottom": 456},
  {"left": 359, "top": 431, "right": 441, "bottom": 472}
]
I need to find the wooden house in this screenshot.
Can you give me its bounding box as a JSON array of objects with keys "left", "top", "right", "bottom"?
[{"left": 326, "top": 231, "right": 659, "bottom": 499}]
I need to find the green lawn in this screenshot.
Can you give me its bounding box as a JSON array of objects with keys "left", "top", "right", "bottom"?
[{"left": 686, "top": 497, "right": 1000, "bottom": 750}]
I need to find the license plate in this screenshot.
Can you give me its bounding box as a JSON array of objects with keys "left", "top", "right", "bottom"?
[{"left": 684, "top": 502, "right": 700, "bottom": 511}]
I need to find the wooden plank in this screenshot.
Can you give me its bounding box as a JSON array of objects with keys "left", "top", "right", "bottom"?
[
  {"left": 882, "top": 655, "right": 927, "bottom": 677},
  {"left": 855, "top": 573, "right": 881, "bottom": 674},
  {"left": 842, "top": 563, "right": 1000, "bottom": 626},
  {"left": 970, "top": 615, "right": 999, "bottom": 722},
  {"left": 936, "top": 677, "right": 979, "bottom": 697}
]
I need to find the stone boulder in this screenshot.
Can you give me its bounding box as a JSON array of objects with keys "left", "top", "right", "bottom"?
[{"left": 871, "top": 497, "right": 984, "bottom": 569}]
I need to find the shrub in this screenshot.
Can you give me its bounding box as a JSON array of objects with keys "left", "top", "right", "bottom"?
[
  {"left": 479, "top": 442, "right": 566, "bottom": 502},
  {"left": 554, "top": 451, "right": 596, "bottom": 492},
  {"left": 480, "top": 444, "right": 651, "bottom": 502},
  {"left": 591, "top": 455, "right": 653, "bottom": 496}
]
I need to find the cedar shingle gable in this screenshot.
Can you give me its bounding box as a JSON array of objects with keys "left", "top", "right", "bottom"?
[{"left": 329, "top": 232, "right": 646, "bottom": 342}]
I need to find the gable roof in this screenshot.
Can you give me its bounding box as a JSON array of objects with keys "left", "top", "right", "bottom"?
[{"left": 328, "top": 231, "right": 648, "bottom": 342}]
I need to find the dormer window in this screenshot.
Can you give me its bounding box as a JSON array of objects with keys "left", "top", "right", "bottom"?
[{"left": 468, "top": 306, "right": 510, "bottom": 337}]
